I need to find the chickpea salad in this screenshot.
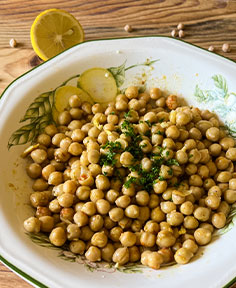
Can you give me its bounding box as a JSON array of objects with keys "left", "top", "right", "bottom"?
[{"left": 22, "top": 84, "right": 236, "bottom": 271}]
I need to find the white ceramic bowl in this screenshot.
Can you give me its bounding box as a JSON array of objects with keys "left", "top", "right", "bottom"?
[{"left": 0, "top": 36, "right": 236, "bottom": 288}]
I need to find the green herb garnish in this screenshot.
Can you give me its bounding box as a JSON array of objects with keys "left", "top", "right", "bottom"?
[{"left": 124, "top": 177, "right": 137, "bottom": 188}]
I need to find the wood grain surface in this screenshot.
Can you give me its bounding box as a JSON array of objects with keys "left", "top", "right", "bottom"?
[{"left": 1, "top": 0, "right": 236, "bottom": 287}]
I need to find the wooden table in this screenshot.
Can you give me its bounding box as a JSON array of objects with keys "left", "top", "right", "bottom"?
[{"left": 1, "top": 0, "right": 236, "bottom": 287}]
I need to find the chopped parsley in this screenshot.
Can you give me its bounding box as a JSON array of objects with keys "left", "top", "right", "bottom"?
[
  {"left": 124, "top": 176, "right": 137, "bottom": 188},
  {"left": 167, "top": 168, "right": 173, "bottom": 176},
  {"left": 145, "top": 120, "right": 152, "bottom": 127},
  {"left": 155, "top": 130, "right": 164, "bottom": 135},
  {"left": 166, "top": 159, "right": 179, "bottom": 166},
  {"left": 99, "top": 142, "right": 122, "bottom": 167}
]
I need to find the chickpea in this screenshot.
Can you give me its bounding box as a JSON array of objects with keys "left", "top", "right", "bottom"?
[
  {"left": 218, "top": 183, "right": 229, "bottom": 193},
  {"left": 217, "top": 201, "right": 230, "bottom": 216},
  {"left": 165, "top": 125, "right": 180, "bottom": 140},
  {"left": 85, "top": 246, "right": 101, "bottom": 262},
  {"left": 73, "top": 211, "right": 88, "bottom": 227},
  {"left": 100, "top": 243, "right": 115, "bottom": 262},
  {"left": 89, "top": 164, "right": 102, "bottom": 177},
  {"left": 206, "top": 161, "right": 217, "bottom": 176},
  {"left": 205, "top": 195, "right": 221, "bottom": 210},
  {"left": 149, "top": 87, "right": 161, "bottom": 100},
  {"left": 156, "top": 230, "right": 176, "bottom": 248},
  {"left": 167, "top": 211, "right": 184, "bottom": 226},
  {"left": 208, "top": 186, "right": 221, "bottom": 197},
  {"left": 193, "top": 207, "right": 210, "bottom": 221},
  {"left": 116, "top": 100, "right": 128, "bottom": 111},
  {"left": 68, "top": 94, "right": 81, "bottom": 108},
  {"left": 209, "top": 143, "right": 222, "bottom": 157},
  {"left": 69, "top": 240, "right": 86, "bottom": 255},
  {"left": 80, "top": 226, "right": 94, "bottom": 241},
  {"left": 95, "top": 175, "right": 110, "bottom": 190},
  {"left": 203, "top": 178, "right": 216, "bottom": 190},
  {"left": 90, "top": 189, "right": 104, "bottom": 203},
  {"left": 81, "top": 201, "right": 96, "bottom": 216},
  {"left": 143, "top": 220, "right": 159, "bottom": 235},
  {"left": 134, "top": 190, "right": 149, "bottom": 206},
  {"left": 220, "top": 137, "right": 235, "bottom": 151},
  {"left": 39, "top": 216, "right": 54, "bottom": 232},
  {"left": 119, "top": 151, "right": 134, "bottom": 167},
  {"left": 205, "top": 127, "right": 220, "bottom": 142},
  {"left": 185, "top": 164, "right": 198, "bottom": 175},
  {"left": 109, "top": 207, "right": 124, "bottom": 222},
  {"left": 36, "top": 206, "right": 51, "bottom": 218},
  {"left": 229, "top": 178, "right": 236, "bottom": 190},
  {"left": 23, "top": 217, "right": 41, "bottom": 233},
  {"left": 49, "top": 227, "right": 66, "bottom": 246},
  {"left": 160, "top": 201, "right": 175, "bottom": 214},
  {"left": 171, "top": 190, "right": 185, "bottom": 205},
  {"left": 175, "top": 150, "right": 188, "bottom": 165},
  {"left": 115, "top": 195, "right": 131, "bottom": 208},
  {"left": 153, "top": 180, "right": 167, "bottom": 194},
  {"left": 140, "top": 231, "right": 156, "bottom": 247},
  {"left": 89, "top": 215, "right": 104, "bottom": 232},
  {"left": 71, "top": 129, "right": 85, "bottom": 142},
  {"left": 119, "top": 231, "right": 136, "bottom": 247},
  {"left": 199, "top": 223, "right": 214, "bottom": 233},
  {"left": 184, "top": 139, "right": 196, "bottom": 151},
  {"left": 57, "top": 193, "right": 74, "bottom": 208},
  {"left": 188, "top": 149, "right": 201, "bottom": 164},
  {"left": 138, "top": 207, "right": 150, "bottom": 222},
  {"left": 112, "top": 247, "right": 129, "bottom": 265},
  {"left": 141, "top": 250, "right": 152, "bottom": 266},
  {"left": 174, "top": 248, "right": 193, "bottom": 264},
  {"left": 224, "top": 189, "right": 236, "bottom": 204},
  {"left": 96, "top": 199, "right": 110, "bottom": 214},
  {"left": 162, "top": 138, "right": 176, "bottom": 150},
  {"left": 217, "top": 171, "right": 232, "bottom": 183},
  {"left": 109, "top": 226, "right": 123, "bottom": 242},
  {"left": 141, "top": 158, "right": 152, "bottom": 171},
  {"left": 194, "top": 228, "right": 212, "bottom": 245},
  {"left": 145, "top": 252, "right": 163, "bottom": 270},
  {"left": 225, "top": 147, "right": 236, "bottom": 161},
  {"left": 31, "top": 149, "right": 47, "bottom": 164},
  {"left": 75, "top": 186, "right": 90, "bottom": 201},
  {"left": 26, "top": 163, "right": 42, "bottom": 179},
  {"left": 151, "top": 206, "right": 166, "bottom": 222},
  {"left": 211, "top": 212, "right": 226, "bottom": 229},
  {"left": 125, "top": 205, "right": 139, "bottom": 219},
  {"left": 45, "top": 124, "right": 58, "bottom": 137},
  {"left": 66, "top": 224, "right": 81, "bottom": 241},
  {"left": 91, "top": 231, "right": 108, "bottom": 248},
  {"left": 180, "top": 201, "right": 194, "bottom": 215},
  {"left": 106, "top": 189, "right": 119, "bottom": 203},
  {"left": 184, "top": 216, "right": 199, "bottom": 229},
  {"left": 149, "top": 194, "right": 160, "bottom": 209},
  {"left": 30, "top": 191, "right": 51, "bottom": 207}
]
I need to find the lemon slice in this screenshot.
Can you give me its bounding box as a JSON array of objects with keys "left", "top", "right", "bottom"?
[
  {"left": 52, "top": 85, "right": 93, "bottom": 122},
  {"left": 78, "top": 68, "right": 117, "bottom": 103},
  {"left": 31, "top": 9, "right": 84, "bottom": 61}
]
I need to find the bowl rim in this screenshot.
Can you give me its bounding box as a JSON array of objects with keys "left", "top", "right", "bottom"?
[{"left": 0, "top": 35, "right": 236, "bottom": 288}]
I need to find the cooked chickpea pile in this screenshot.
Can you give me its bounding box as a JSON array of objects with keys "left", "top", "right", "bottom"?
[{"left": 23, "top": 86, "right": 236, "bottom": 270}]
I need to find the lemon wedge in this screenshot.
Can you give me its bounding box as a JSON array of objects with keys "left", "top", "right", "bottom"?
[
  {"left": 52, "top": 85, "right": 93, "bottom": 122},
  {"left": 31, "top": 9, "right": 84, "bottom": 61},
  {"left": 78, "top": 68, "right": 117, "bottom": 103}
]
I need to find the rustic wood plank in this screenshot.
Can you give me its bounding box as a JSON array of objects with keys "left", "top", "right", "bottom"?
[
  {"left": 1, "top": 1, "right": 236, "bottom": 287},
  {"left": 0, "top": 262, "right": 31, "bottom": 288}
]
